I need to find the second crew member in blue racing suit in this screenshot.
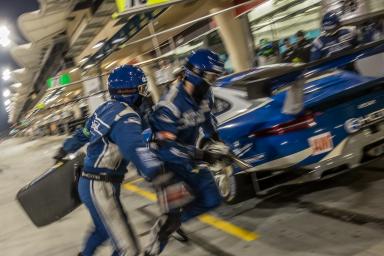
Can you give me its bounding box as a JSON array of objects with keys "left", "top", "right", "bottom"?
[
  {"left": 144, "top": 49, "right": 230, "bottom": 256},
  {"left": 53, "top": 65, "right": 161, "bottom": 256},
  {"left": 310, "top": 11, "right": 358, "bottom": 61}
]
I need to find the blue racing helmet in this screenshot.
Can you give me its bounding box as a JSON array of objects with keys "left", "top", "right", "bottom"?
[
  {"left": 184, "top": 49, "right": 225, "bottom": 87},
  {"left": 108, "top": 65, "right": 148, "bottom": 106},
  {"left": 322, "top": 11, "right": 341, "bottom": 32}
]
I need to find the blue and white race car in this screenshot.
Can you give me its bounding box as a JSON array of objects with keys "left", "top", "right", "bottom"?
[{"left": 210, "top": 39, "right": 384, "bottom": 204}]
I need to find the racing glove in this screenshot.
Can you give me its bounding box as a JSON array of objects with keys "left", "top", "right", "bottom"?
[
  {"left": 53, "top": 147, "right": 68, "bottom": 163},
  {"left": 203, "top": 140, "right": 230, "bottom": 155},
  {"left": 195, "top": 139, "right": 231, "bottom": 164}
]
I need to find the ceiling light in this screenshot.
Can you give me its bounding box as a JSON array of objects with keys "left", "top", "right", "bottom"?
[
  {"left": 84, "top": 64, "right": 95, "bottom": 69},
  {"left": 79, "top": 57, "right": 89, "bottom": 63},
  {"left": 12, "top": 83, "right": 21, "bottom": 88},
  {"left": 70, "top": 67, "right": 79, "bottom": 73},
  {"left": 4, "top": 99, "right": 11, "bottom": 106},
  {"left": 105, "top": 61, "right": 117, "bottom": 69},
  {"left": 0, "top": 25, "right": 11, "bottom": 48},
  {"left": 3, "top": 89, "right": 10, "bottom": 97},
  {"left": 112, "top": 37, "right": 126, "bottom": 44},
  {"left": 92, "top": 40, "right": 105, "bottom": 49},
  {"left": 96, "top": 53, "right": 104, "bottom": 59},
  {"left": 2, "top": 68, "right": 11, "bottom": 81}
]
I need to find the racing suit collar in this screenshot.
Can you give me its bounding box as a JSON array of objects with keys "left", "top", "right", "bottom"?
[{"left": 178, "top": 82, "right": 200, "bottom": 107}]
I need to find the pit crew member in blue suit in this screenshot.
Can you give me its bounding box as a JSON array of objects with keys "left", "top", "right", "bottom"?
[
  {"left": 310, "top": 11, "right": 358, "bottom": 61},
  {"left": 54, "top": 65, "right": 161, "bottom": 256},
  {"left": 144, "top": 49, "right": 229, "bottom": 256}
]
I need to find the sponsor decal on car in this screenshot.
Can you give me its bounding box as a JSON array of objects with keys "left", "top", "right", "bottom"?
[
  {"left": 308, "top": 132, "right": 334, "bottom": 156},
  {"left": 345, "top": 107, "right": 384, "bottom": 133},
  {"left": 244, "top": 153, "right": 265, "bottom": 164},
  {"left": 232, "top": 143, "right": 253, "bottom": 157},
  {"left": 357, "top": 100, "right": 376, "bottom": 109}
]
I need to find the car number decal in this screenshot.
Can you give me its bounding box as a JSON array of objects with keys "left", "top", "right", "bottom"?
[{"left": 308, "top": 132, "right": 334, "bottom": 156}]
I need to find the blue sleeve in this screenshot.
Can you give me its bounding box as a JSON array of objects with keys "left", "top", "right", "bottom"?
[
  {"left": 63, "top": 120, "right": 91, "bottom": 153},
  {"left": 201, "top": 93, "right": 218, "bottom": 139},
  {"left": 109, "top": 114, "right": 161, "bottom": 180},
  {"left": 149, "top": 106, "right": 198, "bottom": 162},
  {"left": 310, "top": 38, "right": 323, "bottom": 61}
]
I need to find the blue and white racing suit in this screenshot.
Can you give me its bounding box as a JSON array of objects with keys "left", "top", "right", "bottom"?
[
  {"left": 310, "top": 27, "right": 358, "bottom": 61},
  {"left": 63, "top": 100, "right": 160, "bottom": 256},
  {"left": 149, "top": 83, "right": 222, "bottom": 222}
]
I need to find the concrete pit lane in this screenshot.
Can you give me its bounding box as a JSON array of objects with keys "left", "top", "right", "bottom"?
[{"left": 1, "top": 136, "right": 384, "bottom": 256}]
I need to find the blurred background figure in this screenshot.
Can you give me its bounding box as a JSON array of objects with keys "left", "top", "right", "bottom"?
[
  {"left": 360, "top": 19, "right": 384, "bottom": 43},
  {"left": 281, "top": 38, "right": 294, "bottom": 63},
  {"left": 257, "top": 38, "right": 279, "bottom": 65},
  {"left": 292, "top": 30, "right": 311, "bottom": 63},
  {"left": 310, "top": 11, "right": 358, "bottom": 61}
]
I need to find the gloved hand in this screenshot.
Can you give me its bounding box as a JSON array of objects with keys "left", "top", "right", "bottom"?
[
  {"left": 203, "top": 140, "right": 231, "bottom": 156},
  {"left": 53, "top": 147, "right": 68, "bottom": 163},
  {"left": 195, "top": 141, "right": 231, "bottom": 165}
]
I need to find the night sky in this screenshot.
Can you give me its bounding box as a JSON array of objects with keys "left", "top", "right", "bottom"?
[{"left": 0, "top": 0, "right": 39, "bottom": 134}]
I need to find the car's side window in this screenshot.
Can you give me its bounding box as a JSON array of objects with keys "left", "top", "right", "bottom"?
[{"left": 212, "top": 97, "right": 231, "bottom": 116}]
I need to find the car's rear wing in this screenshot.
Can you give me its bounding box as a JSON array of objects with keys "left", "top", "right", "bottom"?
[
  {"left": 219, "top": 39, "right": 384, "bottom": 114},
  {"left": 250, "top": 39, "right": 384, "bottom": 98}
]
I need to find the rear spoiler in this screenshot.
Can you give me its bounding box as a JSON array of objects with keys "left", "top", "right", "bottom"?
[{"left": 225, "top": 39, "right": 384, "bottom": 99}]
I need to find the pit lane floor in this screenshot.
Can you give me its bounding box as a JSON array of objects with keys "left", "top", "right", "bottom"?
[{"left": 1, "top": 136, "right": 384, "bottom": 256}]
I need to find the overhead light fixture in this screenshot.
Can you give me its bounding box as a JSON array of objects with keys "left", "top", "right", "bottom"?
[
  {"left": 4, "top": 99, "right": 11, "bottom": 106},
  {"left": 112, "top": 37, "right": 126, "bottom": 45},
  {"left": 79, "top": 57, "right": 89, "bottom": 63},
  {"left": 84, "top": 64, "right": 95, "bottom": 69},
  {"left": 70, "top": 67, "right": 79, "bottom": 73},
  {"left": 2, "top": 68, "right": 11, "bottom": 81},
  {"left": 92, "top": 40, "right": 105, "bottom": 49},
  {"left": 105, "top": 61, "right": 117, "bottom": 69},
  {"left": 96, "top": 53, "right": 104, "bottom": 59},
  {"left": 3, "top": 89, "right": 10, "bottom": 98},
  {"left": 0, "top": 25, "right": 11, "bottom": 48},
  {"left": 12, "top": 83, "right": 21, "bottom": 88}
]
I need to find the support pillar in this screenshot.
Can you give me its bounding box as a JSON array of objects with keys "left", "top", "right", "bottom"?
[
  {"left": 137, "top": 53, "right": 160, "bottom": 103},
  {"left": 211, "top": 8, "right": 253, "bottom": 72}
]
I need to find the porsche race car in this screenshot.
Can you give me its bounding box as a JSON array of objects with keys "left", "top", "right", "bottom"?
[{"left": 210, "top": 39, "right": 384, "bottom": 203}]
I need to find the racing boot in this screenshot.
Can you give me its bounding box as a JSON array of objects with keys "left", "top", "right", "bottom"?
[
  {"left": 144, "top": 212, "right": 181, "bottom": 256},
  {"left": 172, "top": 228, "right": 189, "bottom": 243}
]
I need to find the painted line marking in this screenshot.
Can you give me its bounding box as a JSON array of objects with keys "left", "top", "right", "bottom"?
[
  {"left": 122, "top": 181, "right": 259, "bottom": 241},
  {"left": 198, "top": 214, "right": 259, "bottom": 241},
  {"left": 126, "top": 177, "right": 145, "bottom": 184},
  {"left": 123, "top": 182, "right": 157, "bottom": 201}
]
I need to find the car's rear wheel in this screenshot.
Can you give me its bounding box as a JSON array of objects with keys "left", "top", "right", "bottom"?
[{"left": 213, "top": 166, "right": 256, "bottom": 204}]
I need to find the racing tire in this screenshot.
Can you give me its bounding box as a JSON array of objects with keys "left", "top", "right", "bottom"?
[{"left": 214, "top": 166, "right": 256, "bottom": 205}]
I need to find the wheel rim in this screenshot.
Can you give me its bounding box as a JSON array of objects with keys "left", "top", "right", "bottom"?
[{"left": 214, "top": 166, "right": 232, "bottom": 198}]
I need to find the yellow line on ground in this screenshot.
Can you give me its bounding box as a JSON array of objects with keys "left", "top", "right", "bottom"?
[
  {"left": 123, "top": 183, "right": 157, "bottom": 201},
  {"left": 198, "top": 214, "right": 259, "bottom": 241},
  {"left": 123, "top": 181, "right": 259, "bottom": 242},
  {"left": 127, "top": 177, "right": 145, "bottom": 184}
]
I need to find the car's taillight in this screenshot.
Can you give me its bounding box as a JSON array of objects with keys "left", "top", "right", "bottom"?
[{"left": 252, "top": 113, "right": 317, "bottom": 137}]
